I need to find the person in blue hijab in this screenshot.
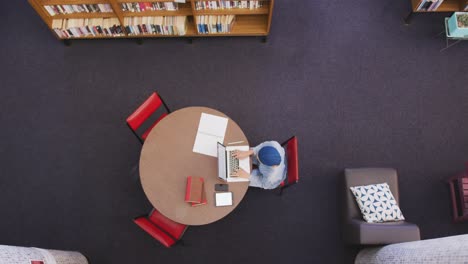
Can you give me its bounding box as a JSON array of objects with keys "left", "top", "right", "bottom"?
[{"left": 232, "top": 141, "right": 287, "bottom": 189}]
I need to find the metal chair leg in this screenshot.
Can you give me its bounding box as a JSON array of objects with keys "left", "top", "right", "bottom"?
[{"left": 404, "top": 11, "right": 414, "bottom": 25}]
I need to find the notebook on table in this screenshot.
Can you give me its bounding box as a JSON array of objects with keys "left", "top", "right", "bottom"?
[
  {"left": 185, "top": 176, "right": 204, "bottom": 203},
  {"left": 193, "top": 113, "right": 228, "bottom": 157},
  {"left": 215, "top": 192, "right": 233, "bottom": 207}
]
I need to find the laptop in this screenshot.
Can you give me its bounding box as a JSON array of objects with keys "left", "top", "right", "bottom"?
[{"left": 217, "top": 142, "right": 250, "bottom": 182}]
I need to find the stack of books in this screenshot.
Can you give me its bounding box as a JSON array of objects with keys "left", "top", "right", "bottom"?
[
  {"left": 415, "top": 0, "right": 444, "bottom": 11},
  {"left": 123, "top": 16, "right": 187, "bottom": 36},
  {"left": 195, "top": 0, "right": 264, "bottom": 10},
  {"left": 185, "top": 176, "right": 207, "bottom": 207},
  {"left": 52, "top": 18, "right": 124, "bottom": 38},
  {"left": 120, "top": 2, "right": 179, "bottom": 12},
  {"left": 44, "top": 4, "right": 113, "bottom": 16},
  {"left": 196, "top": 15, "right": 235, "bottom": 34}
]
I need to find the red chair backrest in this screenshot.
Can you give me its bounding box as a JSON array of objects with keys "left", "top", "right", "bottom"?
[
  {"left": 149, "top": 209, "right": 187, "bottom": 240},
  {"left": 126, "top": 92, "right": 164, "bottom": 131},
  {"left": 285, "top": 136, "right": 299, "bottom": 185},
  {"left": 460, "top": 178, "right": 468, "bottom": 211},
  {"left": 134, "top": 217, "right": 176, "bottom": 248}
]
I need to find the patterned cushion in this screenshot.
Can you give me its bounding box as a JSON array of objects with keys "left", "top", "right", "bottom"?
[{"left": 350, "top": 183, "right": 405, "bottom": 223}]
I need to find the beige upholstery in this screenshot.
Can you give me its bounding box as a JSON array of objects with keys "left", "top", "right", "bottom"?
[
  {"left": 343, "top": 168, "right": 420, "bottom": 245},
  {"left": 356, "top": 234, "right": 468, "bottom": 263},
  {"left": 0, "top": 245, "right": 88, "bottom": 264}
]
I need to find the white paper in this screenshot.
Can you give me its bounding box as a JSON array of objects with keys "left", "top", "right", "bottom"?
[
  {"left": 215, "top": 192, "right": 233, "bottom": 207},
  {"left": 193, "top": 113, "right": 228, "bottom": 157},
  {"left": 174, "top": 0, "right": 186, "bottom": 2}
]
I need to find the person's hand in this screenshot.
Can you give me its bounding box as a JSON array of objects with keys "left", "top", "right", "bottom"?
[
  {"left": 232, "top": 150, "right": 251, "bottom": 160},
  {"left": 231, "top": 168, "right": 249, "bottom": 178}
]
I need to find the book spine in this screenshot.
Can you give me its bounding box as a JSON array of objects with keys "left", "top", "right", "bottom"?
[
  {"left": 422, "top": 0, "right": 432, "bottom": 11},
  {"left": 432, "top": 0, "right": 444, "bottom": 11},
  {"left": 44, "top": 6, "right": 56, "bottom": 16},
  {"left": 185, "top": 176, "right": 192, "bottom": 202},
  {"left": 428, "top": 0, "right": 438, "bottom": 11},
  {"left": 417, "top": 0, "right": 426, "bottom": 10}
]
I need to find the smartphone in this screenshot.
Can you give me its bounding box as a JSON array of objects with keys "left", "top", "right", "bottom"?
[{"left": 215, "top": 184, "right": 229, "bottom": 192}]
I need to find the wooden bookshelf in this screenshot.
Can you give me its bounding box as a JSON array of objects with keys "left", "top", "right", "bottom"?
[
  {"left": 405, "top": 0, "right": 467, "bottom": 24},
  {"left": 28, "top": 0, "right": 274, "bottom": 43},
  {"left": 130, "top": 18, "right": 198, "bottom": 37},
  {"left": 121, "top": 9, "right": 193, "bottom": 16},
  {"left": 52, "top": 12, "right": 116, "bottom": 19},
  {"left": 116, "top": 0, "right": 192, "bottom": 2},
  {"left": 230, "top": 15, "right": 267, "bottom": 35},
  {"left": 193, "top": 5, "right": 269, "bottom": 15},
  {"left": 42, "top": 0, "right": 107, "bottom": 4}
]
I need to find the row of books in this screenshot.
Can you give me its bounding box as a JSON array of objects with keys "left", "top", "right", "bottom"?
[
  {"left": 195, "top": 0, "right": 265, "bottom": 10},
  {"left": 120, "top": 2, "right": 179, "bottom": 12},
  {"left": 123, "top": 16, "right": 187, "bottom": 36},
  {"left": 52, "top": 18, "right": 123, "bottom": 38},
  {"left": 415, "top": 0, "right": 444, "bottom": 11},
  {"left": 185, "top": 176, "right": 207, "bottom": 207},
  {"left": 44, "top": 4, "right": 112, "bottom": 16},
  {"left": 196, "top": 15, "right": 235, "bottom": 34}
]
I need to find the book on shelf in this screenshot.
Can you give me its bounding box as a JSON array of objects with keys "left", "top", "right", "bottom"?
[
  {"left": 195, "top": 0, "right": 265, "bottom": 10},
  {"left": 184, "top": 176, "right": 204, "bottom": 203},
  {"left": 52, "top": 18, "right": 123, "bottom": 38},
  {"left": 120, "top": 2, "right": 179, "bottom": 12},
  {"left": 124, "top": 16, "right": 187, "bottom": 36},
  {"left": 196, "top": 15, "right": 235, "bottom": 34},
  {"left": 44, "top": 4, "right": 113, "bottom": 16},
  {"left": 416, "top": 0, "right": 444, "bottom": 11}
]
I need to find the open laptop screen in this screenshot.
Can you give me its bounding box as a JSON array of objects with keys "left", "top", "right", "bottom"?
[{"left": 217, "top": 143, "right": 227, "bottom": 180}]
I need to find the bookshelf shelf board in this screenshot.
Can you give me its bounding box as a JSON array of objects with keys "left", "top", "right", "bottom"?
[
  {"left": 58, "top": 35, "right": 128, "bottom": 39},
  {"left": 412, "top": 0, "right": 461, "bottom": 12},
  {"left": 127, "top": 32, "right": 197, "bottom": 37},
  {"left": 122, "top": 7, "right": 192, "bottom": 16},
  {"left": 231, "top": 15, "right": 267, "bottom": 34},
  {"left": 52, "top": 13, "right": 117, "bottom": 19},
  {"left": 194, "top": 6, "right": 269, "bottom": 15},
  {"left": 41, "top": 0, "right": 108, "bottom": 5},
  {"left": 117, "top": 0, "right": 191, "bottom": 3}
]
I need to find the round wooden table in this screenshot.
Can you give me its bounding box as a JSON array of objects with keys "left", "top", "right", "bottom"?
[{"left": 139, "top": 107, "right": 250, "bottom": 226}]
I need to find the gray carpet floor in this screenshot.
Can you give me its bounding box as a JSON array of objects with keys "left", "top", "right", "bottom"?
[{"left": 1, "top": 0, "right": 468, "bottom": 263}]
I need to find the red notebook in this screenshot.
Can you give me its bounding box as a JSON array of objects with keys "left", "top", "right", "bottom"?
[
  {"left": 185, "top": 176, "right": 203, "bottom": 203},
  {"left": 191, "top": 182, "right": 207, "bottom": 207}
]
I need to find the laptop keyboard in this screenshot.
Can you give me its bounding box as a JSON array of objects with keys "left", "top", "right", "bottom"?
[{"left": 228, "top": 151, "right": 239, "bottom": 174}]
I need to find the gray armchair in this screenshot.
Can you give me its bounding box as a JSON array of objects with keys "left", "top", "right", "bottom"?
[{"left": 343, "top": 168, "right": 420, "bottom": 245}]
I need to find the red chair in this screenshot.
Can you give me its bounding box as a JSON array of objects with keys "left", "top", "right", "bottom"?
[
  {"left": 448, "top": 162, "right": 468, "bottom": 223},
  {"left": 126, "top": 92, "right": 170, "bottom": 144},
  {"left": 133, "top": 208, "right": 188, "bottom": 248},
  {"left": 279, "top": 136, "right": 299, "bottom": 195}
]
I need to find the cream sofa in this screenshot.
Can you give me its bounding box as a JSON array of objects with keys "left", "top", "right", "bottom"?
[{"left": 356, "top": 234, "right": 468, "bottom": 264}]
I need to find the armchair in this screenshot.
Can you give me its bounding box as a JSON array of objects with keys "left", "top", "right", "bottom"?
[{"left": 343, "top": 168, "right": 420, "bottom": 245}]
